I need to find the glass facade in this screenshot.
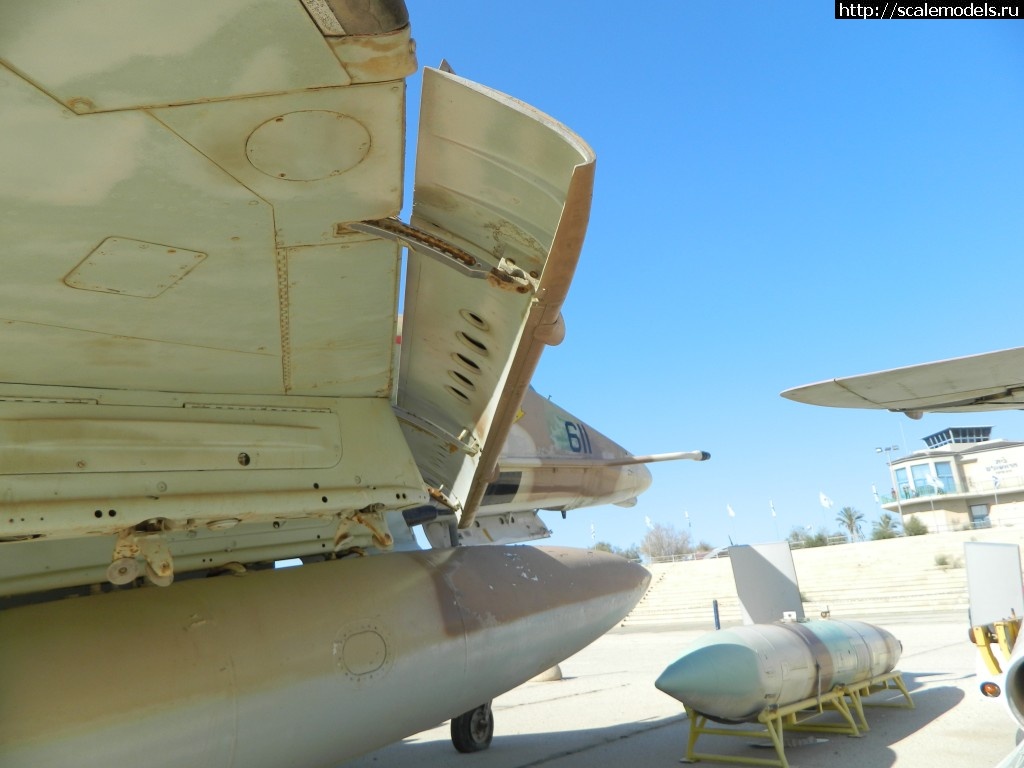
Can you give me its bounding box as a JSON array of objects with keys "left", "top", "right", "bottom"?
[
  {"left": 894, "top": 461, "right": 957, "bottom": 498},
  {"left": 923, "top": 426, "right": 992, "bottom": 448}
]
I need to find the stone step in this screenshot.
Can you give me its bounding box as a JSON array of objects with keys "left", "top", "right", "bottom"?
[{"left": 621, "top": 526, "right": 1024, "bottom": 629}]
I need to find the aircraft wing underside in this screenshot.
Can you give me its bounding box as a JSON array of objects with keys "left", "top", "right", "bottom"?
[
  {"left": 0, "top": 0, "right": 595, "bottom": 598},
  {"left": 782, "top": 347, "right": 1024, "bottom": 416}
]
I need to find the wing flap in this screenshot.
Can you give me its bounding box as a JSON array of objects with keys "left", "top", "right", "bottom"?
[{"left": 398, "top": 68, "right": 595, "bottom": 525}]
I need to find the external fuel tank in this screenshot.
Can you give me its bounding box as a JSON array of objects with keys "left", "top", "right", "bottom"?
[
  {"left": 655, "top": 619, "right": 902, "bottom": 722},
  {"left": 0, "top": 545, "right": 649, "bottom": 768}
]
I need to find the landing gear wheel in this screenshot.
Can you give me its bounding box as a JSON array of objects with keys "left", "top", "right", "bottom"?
[{"left": 450, "top": 701, "right": 493, "bottom": 753}]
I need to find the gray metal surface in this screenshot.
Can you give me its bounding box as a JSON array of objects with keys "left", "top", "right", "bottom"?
[{"left": 731, "top": 541, "right": 805, "bottom": 624}]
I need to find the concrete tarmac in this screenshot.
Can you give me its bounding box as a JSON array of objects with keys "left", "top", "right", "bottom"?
[{"left": 342, "top": 617, "right": 1023, "bottom": 768}]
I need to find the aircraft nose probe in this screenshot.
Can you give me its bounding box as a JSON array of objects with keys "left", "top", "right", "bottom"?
[
  {"left": 636, "top": 450, "right": 711, "bottom": 464},
  {"left": 600, "top": 450, "right": 711, "bottom": 467}
]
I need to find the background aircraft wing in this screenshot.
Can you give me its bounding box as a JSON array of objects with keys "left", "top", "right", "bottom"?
[{"left": 782, "top": 347, "right": 1024, "bottom": 416}]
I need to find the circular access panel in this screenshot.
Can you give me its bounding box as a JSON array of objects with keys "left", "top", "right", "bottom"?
[
  {"left": 333, "top": 621, "right": 393, "bottom": 682},
  {"left": 246, "top": 111, "right": 371, "bottom": 181}
]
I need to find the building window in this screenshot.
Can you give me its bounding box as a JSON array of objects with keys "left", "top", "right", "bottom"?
[
  {"left": 969, "top": 503, "right": 990, "bottom": 527},
  {"left": 911, "top": 464, "right": 934, "bottom": 495},
  {"left": 895, "top": 467, "right": 910, "bottom": 498},
  {"left": 934, "top": 461, "right": 955, "bottom": 493}
]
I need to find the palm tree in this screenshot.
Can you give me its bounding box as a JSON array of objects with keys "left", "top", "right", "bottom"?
[
  {"left": 871, "top": 512, "right": 901, "bottom": 540},
  {"left": 835, "top": 506, "right": 865, "bottom": 542}
]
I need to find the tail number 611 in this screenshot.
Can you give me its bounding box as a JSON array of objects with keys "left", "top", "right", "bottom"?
[{"left": 565, "top": 421, "right": 592, "bottom": 454}]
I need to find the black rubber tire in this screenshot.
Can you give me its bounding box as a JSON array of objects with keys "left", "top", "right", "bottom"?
[{"left": 450, "top": 702, "right": 494, "bottom": 753}]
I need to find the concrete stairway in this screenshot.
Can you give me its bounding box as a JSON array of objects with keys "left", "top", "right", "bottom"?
[{"left": 621, "top": 526, "right": 1024, "bottom": 630}]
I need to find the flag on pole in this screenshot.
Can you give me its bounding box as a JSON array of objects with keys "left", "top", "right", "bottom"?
[
  {"left": 727, "top": 504, "right": 736, "bottom": 518},
  {"left": 769, "top": 499, "right": 776, "bottom": 518},
  {"left": 819, "top": 492, "right": 833, "bottom": 509}
]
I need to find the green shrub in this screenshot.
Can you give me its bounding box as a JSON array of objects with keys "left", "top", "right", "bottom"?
[{"left": 903, "top": 516, "right": 928, "bottom": 536}]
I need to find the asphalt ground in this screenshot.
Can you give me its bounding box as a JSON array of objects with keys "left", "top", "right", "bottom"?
[{"left": 342, "top": 617, "right": 1024, "bottom": 768}]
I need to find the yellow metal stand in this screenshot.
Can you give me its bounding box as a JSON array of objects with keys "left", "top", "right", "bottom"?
[
  {"left": 842, "top": 670, "right": 915, "bottom": 731},
  {"left": 680, "top": 671, "right": 912, "bottom": 768},
  {"left": 683, "top": 709, "right": 790, "bottom": 768},
  {"left": 971, "top": 617, "right": 1021, "bottom": 675}
]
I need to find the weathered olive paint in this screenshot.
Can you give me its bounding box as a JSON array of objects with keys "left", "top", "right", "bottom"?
[{"left": 0, "top": 546, "right": 649, "bottom": 767}]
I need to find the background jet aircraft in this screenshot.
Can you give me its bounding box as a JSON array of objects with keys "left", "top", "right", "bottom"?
[{"left": 0, "top": 2, "right": 705, "bottom": 766}]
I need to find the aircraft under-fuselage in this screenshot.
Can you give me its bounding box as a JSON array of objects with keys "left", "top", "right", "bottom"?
[{"left": 0, "top": 2, "right": 706, "bottom": 766}]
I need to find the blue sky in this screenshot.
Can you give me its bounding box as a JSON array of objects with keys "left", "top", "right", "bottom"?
[{"left": 404, "top": 3, "right": 1024, "bottom": 552}]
